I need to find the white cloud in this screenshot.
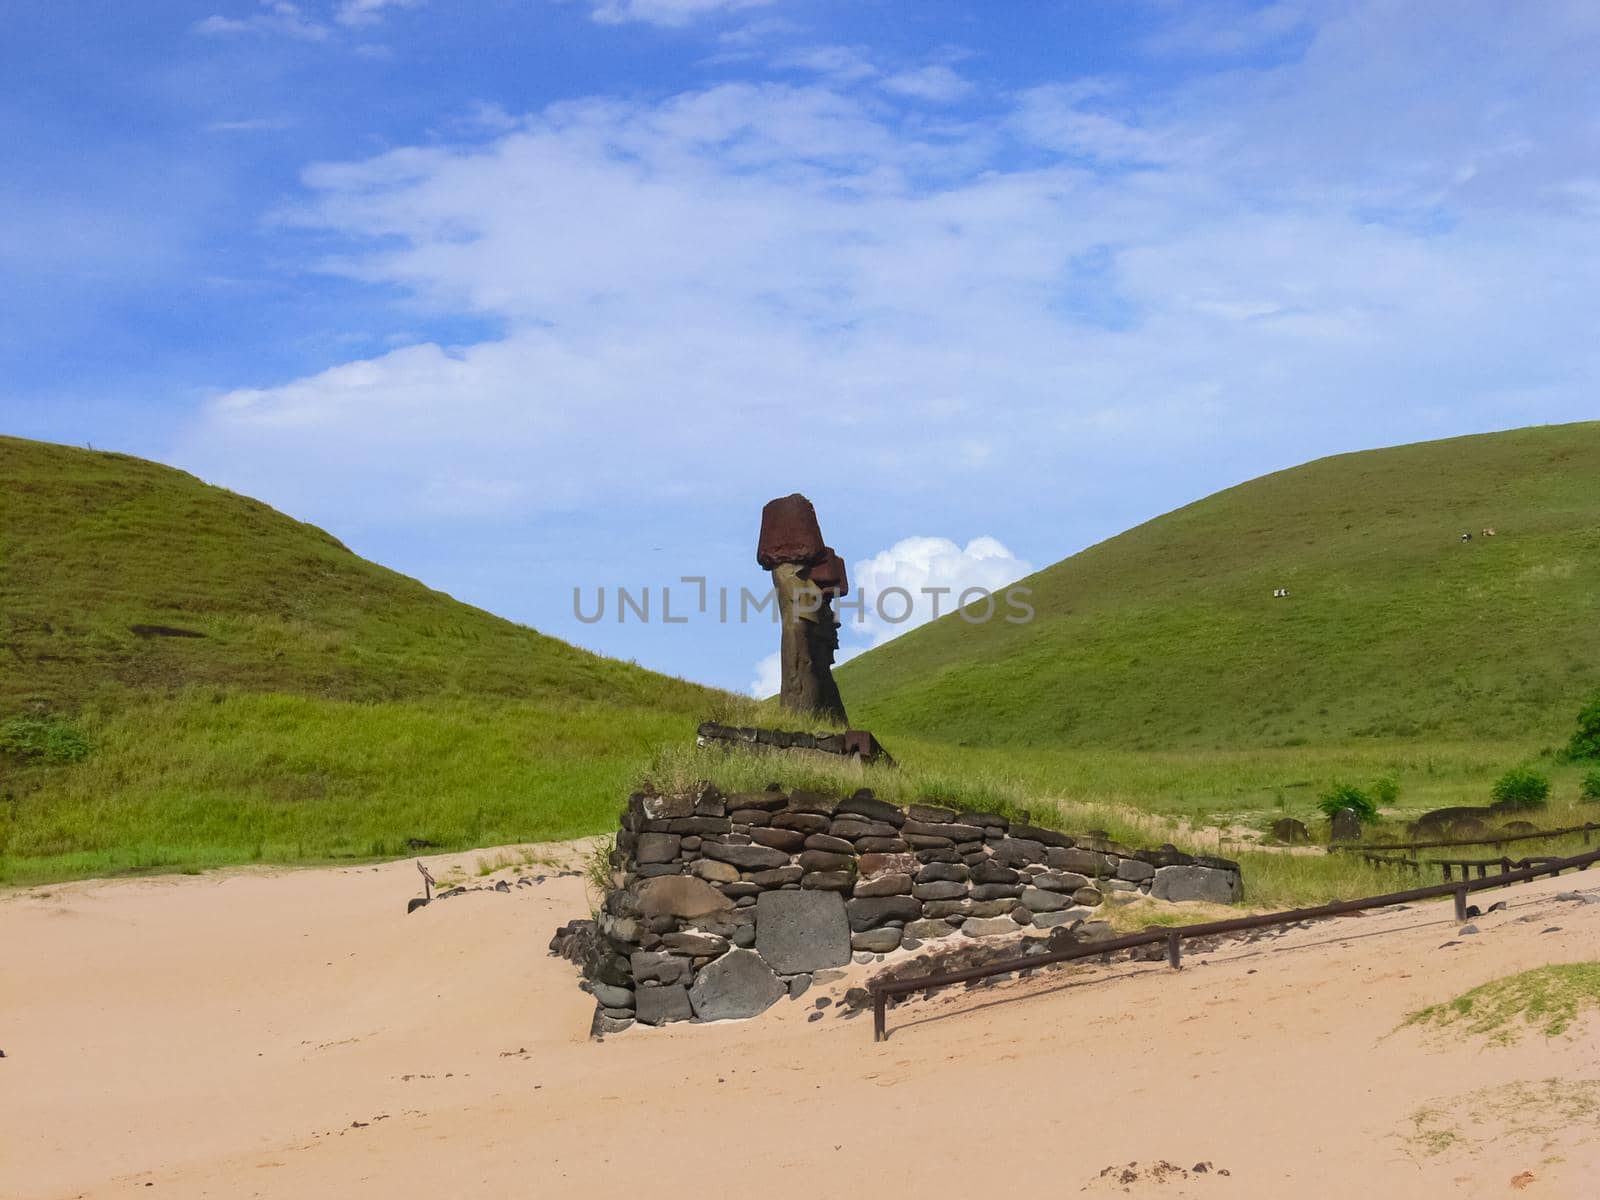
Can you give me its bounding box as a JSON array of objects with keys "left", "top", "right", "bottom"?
[
  {"left": 194, "top": 0, "right": 419, "bottom": 40},
  {"left": 746, "top": 536, "right": 1031, "bottom": 693},
  {"left": 1142, "top": 0, "right": 1318, "bottom": 58},
  {"left": 717, "top": 16, "right": 803, "bottom": 46},
  {"left": 1009, "top": 83, "right": 1188, "bottom": 165},
  {"left": 180, "top": 2, "right": 1600, "bottom": 679},
  {"left": 195, "top": 2, "right": 330, "bottom": 41},
  {"left": 336, "top": 0, "right": 422, "bottom": 25},
  {"left": 204, "top": 117, "right": 295, "bottom": 133},
  {"left": 586, "top": 0, "right": 774, "bottom": 28},
  {"left": 749, "top": 651, "right": 781, "bottom": 699},
  {"left": 773, "top": 44, "right": 877, "bottom": 82},
  {"left": 879, "top": 65, "right": 973, "bottom": 104},
  {"left": 845, "top": 536, "right": 1033, "bottom": 649}
]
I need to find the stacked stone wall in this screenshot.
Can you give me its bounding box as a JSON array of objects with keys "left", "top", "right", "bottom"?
[{"left": 552, "top": 783, "right": 1243, "bottom": 1034}]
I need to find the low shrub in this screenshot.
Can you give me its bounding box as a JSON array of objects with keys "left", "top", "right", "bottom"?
[
  {"left": 1580, "top": 769, "right": 1600, "bottom": 804},
  {"left": 1566, "top": 691, "right": 1600, "bottom": 761},
  {"left": 1317, "top": 782, "right": 1378, "bottom": 824},
  {"left": 0, "top": 715, "right": 91, "bottom": 765},
  {"left": 1371, "top": 775, "right": 1400, "bottom": 806},
  {"left": 1491, "top": 766, "right": 1550, "bottom": 811}
]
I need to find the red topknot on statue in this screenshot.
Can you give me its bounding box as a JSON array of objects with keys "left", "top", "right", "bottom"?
[
  {"left": 756, "top": 494, "right": 827, "bottom": 571},
  {"left": 757, "top": 493, "right": 848, "bottom": 724}
]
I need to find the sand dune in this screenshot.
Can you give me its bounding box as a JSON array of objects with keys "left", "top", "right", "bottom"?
[{"left": 4, "top": 845, "right": 1597, "bottom": 1199}]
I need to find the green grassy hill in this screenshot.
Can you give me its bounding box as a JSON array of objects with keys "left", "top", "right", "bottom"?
[
  {"left": 839, "top": 423, "right": 1600, "bottom": 752},
  {"left": 0, "top": 436, "right": 727, "bottom": 882}
]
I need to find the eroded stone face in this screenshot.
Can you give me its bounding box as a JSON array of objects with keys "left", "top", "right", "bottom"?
[{"left": 758, "top": 493, "right": 848, "bottom": 725}]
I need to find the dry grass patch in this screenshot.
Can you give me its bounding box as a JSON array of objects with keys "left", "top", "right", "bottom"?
[{"left": 1403, "top": 1076, "right": 1600, "bottom": 1161}]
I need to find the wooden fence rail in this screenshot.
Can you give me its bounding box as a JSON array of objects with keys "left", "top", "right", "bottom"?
[
  {"left": 866, "top": 845, "right": 1600, "bottom": 1042},
  {"left": 1334, "top": 822, "right": 1599, "bottom": 855}
]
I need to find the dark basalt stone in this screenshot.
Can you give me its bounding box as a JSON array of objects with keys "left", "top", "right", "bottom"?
[
  {"left": 830, "top": 818, "right": 898, "bottom": 840},
  {"left": 971, "top": 860, "right": 1021, "bottom": 885},
  {"left": 798, "top": 849, "right": 855, "bottom": 874},
  {"left": 970, "top": 883, "right": 1023, "bottom": 901},
  {"left": 745, "top": 866, "right": 804, "bottom": 888},
  {"left": 804, "top": 833, "right": 855, "bottom": 855},
  {"left": 991, "top": 838, "right": 1047, "bottom": 865},
  {"left": 659, "top": 931, "right": 729, "bottom": 956},
  {"left": 634, "top": 984, "right": 693, "bottom": 1026},
  {"left": 750, "top": 827, "right": 807, "bottom": 853},
  {"left": 836, "top": 795, "right": 906, "bottom": 827},
  {"left": 902, "top": 820, "right": 986, "bottom": 842},
  {"left": 771, "top": 812, "right": 832, "bottom": 836},
  {"left": 957, "top": 811, "right": 1009, "bottom": 830},
  {"left": 634, "top": 832, "right": 681, "bottom": 864},
  {"left": 785, "top": 791, "right": 841, "bottom": 816},
  {"left": 845, "top": 895, "right": 922, "bottom": 931},
  {"left": 1131, "top": 844, "right": 1195, "bottom": 868},
  {"left": 1046, "top": 847, "right": 1114, "bottom": 875},
  {"left": 702, "top": 842, "right": 791, "bottom": 870},
  {"left": 1008, "top": 824, "right": 1075, "bottom": 849},
  {"left": 725, "top": 790, "right": 790, "bottom": 812},
  {"left": 855, "top": 837, "right": 909, "bottom": 854},
  {"left": 800, "top": 871, "right": 855, "bottom": 892},
  {"left": 689, "top": 950, "right": 786, "bottom": 1022},
  {"left": 630, "top": 951, "right": 688, "bottom": 985},
  {"left": 664, "top": 816, "right": 733, "bottom": 836}
]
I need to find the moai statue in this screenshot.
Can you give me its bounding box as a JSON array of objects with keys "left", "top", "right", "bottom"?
[{"left": 757, "top": 494, "right": 849, "bottom": 725}]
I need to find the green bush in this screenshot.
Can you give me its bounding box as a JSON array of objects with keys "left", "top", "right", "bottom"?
[
  {"left": 1317, "top": 782, "right": 1378, "bottom": 824},
  {"left": 1371, "top": 775, "right": 1400, "bottom": 806},
  {"left": 1580, "top": 769, "right": 1600, "bottom": 804},
  {"left": 1568, "top": 692, "right": 1600, "bottom": 761},
  {"left": 1491, "top": 766, "right": 1550, "bottom": 810},
  {"left": 0, "top": 715, "right": 91, "bottom": 765}
]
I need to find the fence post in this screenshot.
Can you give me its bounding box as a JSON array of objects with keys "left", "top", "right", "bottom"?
[
  {"left": 1167, "top": 929, "right": 1182, "bottom": 969},
  {"left": 1453, "top": 885, "right": 1469, "bottom": 922},
  {"left": 873, "top": 990, "right": 886, "bottom": 1043}
]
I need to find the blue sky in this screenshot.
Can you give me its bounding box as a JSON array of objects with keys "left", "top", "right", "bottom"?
[{"left": 4, "top": 1, "right": 1598, "bottom": 695}]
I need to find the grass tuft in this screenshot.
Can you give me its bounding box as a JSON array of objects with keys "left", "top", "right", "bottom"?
[{"left": 1404, "top": 963, "right": 1600, "bottom": 1045}]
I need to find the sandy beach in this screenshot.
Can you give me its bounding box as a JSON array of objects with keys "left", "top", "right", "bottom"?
[{"left": 4, "top": 844, "right": 1597, "bottom": 1199}]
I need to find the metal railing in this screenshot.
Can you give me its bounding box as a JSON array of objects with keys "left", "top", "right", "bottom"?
[{"left": 866, "top": 845, "right": 1600, "bottom": 1042}]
